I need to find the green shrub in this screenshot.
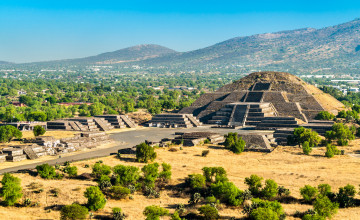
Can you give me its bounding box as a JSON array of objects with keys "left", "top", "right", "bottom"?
[
  {"left": 64, "top": 166, "right": 78, "bottom": 178},
  {"left": 143, "top": 205, "right": 169, "bottom": 220},
  {"left": 261, "top": 179, "right": 278, "bottom": 199},
  {"left": 245, "top": 174, "right": 263, "bottom": 196},
  {"left": 36, "top": 163, "right": 63, "bottom": 179},
  {"left": 198, "top": 204, "right": 219, "bottom": 220},
  {"left": 108, "top": 186, "right": 131, "bottom": 200},
  {"left": 277, "top": 186, "right": 291, "bottom": 197},
  {"left": 158, "top": 162, "right": 172, "bottom": 181},
  {"left": 98, "top": 175, "right": 112, "bottom": 190},
  {"left": 211, "top": 181, "right": 243, "bottom": 206},
  {"left": 317, "top": 184, "right": 332, "bottom": 197},
  {"left": 33, "top": 125, "right": 46, "bottom": 137},
  {"left": 170, "top": 211, "right": 182, "bottom": 220},
  {"left": 325, "top": 144, "right": 340, "bottom": 158},
  {"left": 60, "top": 203, "right": 88, "bottom": 220},
  {"left": 202, "top": 167, "right": 228, "bottom": 183},
  {"left": 112, "top": 207, "right": 126, "bottom": 220},
  {"left": 313, "top": 195, "right": 338, "bottom": 218},
  {"left": 300, "top": 185, "right": 318, "bottom": 202},
  {"left": 302, "top": 214, "right": 325, "bottom": 220},
  {"left": 92, "top": 163, "right": 111, "bottom": 179},
  {"left": 185, "top": 174, "right": 206, "bottom": 189},
  {"left": 224, "top": 132, "right": 246, "bottom": 154},
  {"left": 302, "top": 141, "right": 312, "bottom": 155},
  {"left": 249, "top": 198, "right": 285, "bottom": 220},
  {"left": 136, "top": 142, "right": 157, "bottom": 163},
  {"left": 113, "top": 165, "right": 140, "bottom": 186},
  {"left": 0, "top": 173, "right": 23, "bottom": 206},
  {"left": 315, "top": 111, "right": 335, "bottom": 120},
  {"left": 84, "top": 186, "right": 106, "bottom": 211},
  {"left": 325, "top": 123, "right": 355, "bottom": 146},
  {"left": 142, "top": 163, "right": 159, "bottom": 188},
  {"left": 336, "top": 184, "right": 356, "bottom": 208},
  {"left": 0, "top": 125, "right": 22, "bottom": 143},
  {"left": 290, "top": 127, "right": 321, "bottom": 147}
]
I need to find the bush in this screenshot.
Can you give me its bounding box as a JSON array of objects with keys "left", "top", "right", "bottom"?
[
  {"left": 0, "top": 125, "right": 22, "bottom": 143},
  {"left": 300, "top": 185, "right": 318, "bottom": 202},
  {"left": 325, "top": 123, "right": 355, "bottom": 146},
  {"left": 143, "top": 205, "right": 169, "bottom": 220},
  {"left": 211, "top": 181, "right": 243, "bottom": 206},
  {"left": 290, "top": 127, "right": 321, "bottom": 147},
  {"left": 60, "top": 203, "right": 88, "bottom": 220},
  {"left": 158, "top": 163, "right": 172, "bottom": 181},
  {"left": 315, "top": 111, "right": 335, "bottom": 120},
  {"left": 249, "top": 198, "right": 285, "bottom": 220},
  {"left": 201, "top": 150, "right": 210, "bottom": 157},
  {"left": 261, "top": 179, "right": 278, "bottom": 199},
  {"left": 313, "top": 195, "right": 338, "bottom": 218},
  {"left": 0, "top": 173, "right": 23, "bottom": 206},
  {"left": 64, "top": 166, "right": 78, "bottom": 178},
  {"left": 136, "top": 142, "right": 157, "bottom": 163},
  {"left": 202, "top": 167, "right": 228, "bottom": 183},
  {"left": 98, "top": 175, "right": 112, "bottom": 190},
  {"left": 325, "top": 144, "right": 340, "bottom": 158},
  {"left": 302, "top": 141, "right": 312, "bottom": 155},
  {"left": 224, "top": 132, "right": 246, "bottom": 154},
  {"left": 302, "top": 214, "right": 325, "bottom": 220},
  {"left": 317, "top": 184, "right": 332, "bottom": 197},
  {"left": 336, "top": 184, "right": 356, "bottom": 208},
  {"left": 84, "top": 186, "right": 106, "bottom": 211},
  {"left": 198, "top": 204, "right": 219, "bottom": 220},
  {"left": 245, "top": 174, "right": 263, "bottom": 196},
  {"left": 142, "top": 163, "right": 159, "bottom": 188},
  {"left": 92, "top": 163, "right": 111, "bottom": 179},
  {"left": 170, "top": 211, "right": 182, "bottom": 220},
  {"left": 36, "top": 163, "right": 63, "bottom": 179},
  {"left": 108, "top": 186, "right": 131, "bottom": 200},
  {"left": 277, "top": 186, "right": 291, "bottom": 197},
  {"left": 112, "top": 207, "right": 126, "bottom": 220},
  {"left": 185, "top": 174, "right": 206, "bottom": 189},
  {"left": 113, "top": 165, "right": 140, "bottom": 186},
  {"left": 33, "top": 125, "right": 46, "bottom": 137}
]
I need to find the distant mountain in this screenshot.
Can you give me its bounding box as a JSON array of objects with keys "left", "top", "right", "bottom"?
[
  {"left": 137, "top": 18, "right": 360, "bottom": 71},
  {"left": 61, "top": 44, "right": 177, "bottom": 64},
  {"left": 0, "top": 61, "right": 11, "bottom": 65}
]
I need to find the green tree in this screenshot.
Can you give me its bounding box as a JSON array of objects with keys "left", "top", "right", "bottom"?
[
  {"left": 313, "top": 195, "right": 338, "bottom": 218},
  {"left": 0, "top": 173, "right": 23, "bottom": 206},
  {"left": 92, "top": 162, "right": 111, "bottom": 179},
  {"left": 158, "top": 162, "right": 172, "bottom": 182},
  {"left": 210, "top": 181, "right": 243, "bottom": 206},
  {"left": 64, "top": 166, "right": 78, "bottom": 178},
  {"left": 36, "top": 163, "right": 62, "bottom": 179},
  {"left": 112, "top": 207, "right": 126, "bottom": 220},
  {"left": 302, "top": 141, "right": 312, "bottom": 155},
  {"left": 143, "top": 205, "right": 169, "bottom": 220},
  {"left": 261, "top": 179, "right": 278, "bottom": 199},
  {"left": 33, "top": 125, "right": 46, "bottom": 137},
  {"left": 290, "top": 127, "right": 321, "bottom": 147},
  {"left": 60, "top": 203, "right": 88, "bottom": 220},
  {"left": 113, "top": 165, "right": 140, "bottom": 186},
  {"left": 325, "top": 144, "right": 340, "bottom": 158},
  {"left": 0, "top": 125, "right": 22, "bottom": 143},
  {"left": 198, "top": 204, "right": 219, "bottom": 220},
  {"left": 224, "top": 132, "right": 246, "bottom": 154},
  {"left": 27, "top": 111, "right": 47, "bottom": 121},
  {"left": 315, "top": 111, "right": 335, "bottom": 120},
  {"left": 136, "top": 142, "right": 157, "bottom": 163},
  {"left": 142, "top": 163, "right": 159, "bottom": 188},
  {"left": 325, "top": 123, "right": 355, "bottom": 146},
  {"left": 185, "top": 174, "right": 206, "bottom": 189},
  {"left": 202, "top": 167, "right": 228, "bottom": 183},
  {"left": 108, "top": 186, "right": 131, "bottom": 200},
  {"left": 84, "top": 186, "right": 106, "bottom": 211},
  {"left": 300, "top": 185, "right": 318, "bottom": 202},
  {"left": 245, "top": 174, "right": 263, "bottom": 196}
]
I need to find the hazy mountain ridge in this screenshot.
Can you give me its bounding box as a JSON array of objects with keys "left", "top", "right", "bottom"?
[{"left": 7, "top": 18, "right": 360, "bottom": 73}]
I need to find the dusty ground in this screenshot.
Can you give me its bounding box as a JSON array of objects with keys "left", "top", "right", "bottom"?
[
  {"left": 127, "top": 109, "right": 152, "bottom": 125},
  {"left": 0, "top": 140, "right": 359, "bottom": 220}
]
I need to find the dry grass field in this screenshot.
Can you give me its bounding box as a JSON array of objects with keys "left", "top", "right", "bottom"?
[{"left": 0, "top": 140, "right": 360, "bottom": 219}]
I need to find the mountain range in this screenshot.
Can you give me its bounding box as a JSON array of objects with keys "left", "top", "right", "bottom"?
[{"left": 4, "top": 18, "right": 360, "bottom": 73}]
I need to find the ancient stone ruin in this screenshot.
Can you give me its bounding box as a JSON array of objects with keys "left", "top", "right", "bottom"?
[
  {"left": 148, "top": 113, "right": 202, "bottom": 128},
  {"left": 47, "top": 115, "right": 137, "bottom": 131},
  {"left": 180, "top": 71, "right": 344, "bottom": 126}
]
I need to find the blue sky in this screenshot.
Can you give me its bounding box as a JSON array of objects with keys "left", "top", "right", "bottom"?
[{"left": 1, "top": 0, "right": 360, "bottom": 63}]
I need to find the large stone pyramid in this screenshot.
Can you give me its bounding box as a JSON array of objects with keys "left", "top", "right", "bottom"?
[{"left": 180, "top": 71, "right": 344, "bottom": 127}]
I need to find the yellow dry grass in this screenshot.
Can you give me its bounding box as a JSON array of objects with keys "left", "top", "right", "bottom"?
[{"left": 0, "top": 142, "right": 360, "bottom": 219}]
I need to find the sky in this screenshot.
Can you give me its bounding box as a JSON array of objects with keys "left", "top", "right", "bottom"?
[{"left": 1, "top": 0, "right": 360, "bottom": 63}]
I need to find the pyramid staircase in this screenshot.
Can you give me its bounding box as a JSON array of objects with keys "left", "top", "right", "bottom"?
[
  {"left": 120, "top": 115, "right": 137, "bottom": 128},
  {"left": 185, "top": 115, "right": 202, "bottom": 127},
  {"left": 93, "top": 118, "right": 114, "bottom": 131},
  {"left": 68, "top": 118, "right": 100, "bottom": 131},
  {"left": 150, "top": 114, "right": 193, "bottom": 128},
  {"left": 256, "top": 117, "right": 299, "bottom": 130},
  {"left": 94, "top": 115, "right": 126, "bottom": 128},
  {"left": 23, "top": 146, "right": 39, "bottom": 160},
  {"left": 244, "top": 103, "right": 277, "bottom": 126}
]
